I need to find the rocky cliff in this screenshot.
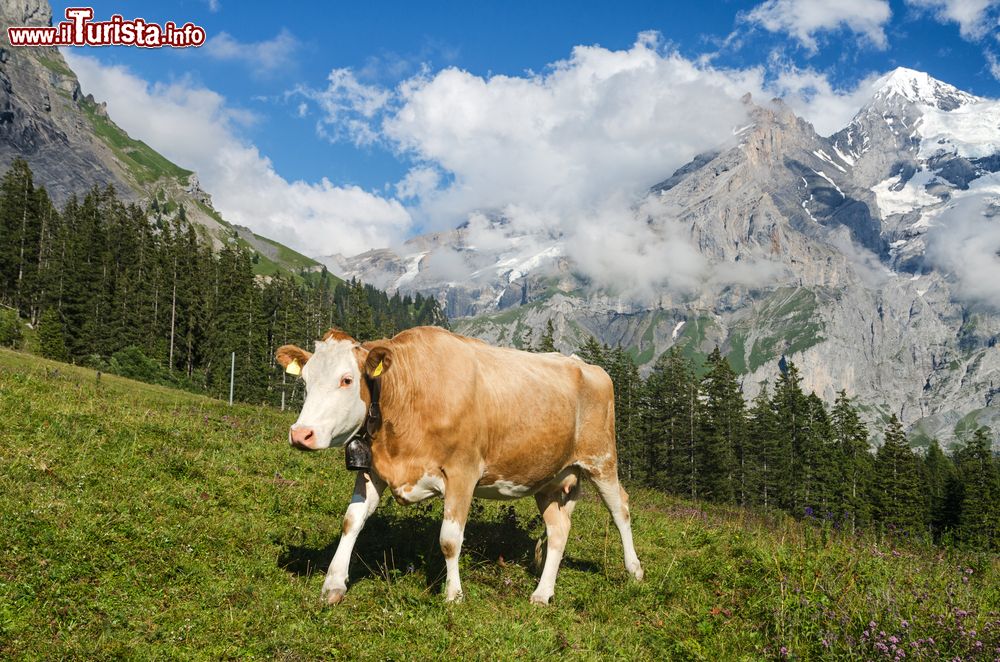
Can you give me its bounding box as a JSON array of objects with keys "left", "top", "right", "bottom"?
[{"left": 0, "top": 0, "right": 321, "bottom": 276}]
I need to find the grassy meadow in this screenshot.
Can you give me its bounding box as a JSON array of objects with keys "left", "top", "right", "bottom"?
[{"left": 0, "top": 348, "right": 997, "bottom": 659}]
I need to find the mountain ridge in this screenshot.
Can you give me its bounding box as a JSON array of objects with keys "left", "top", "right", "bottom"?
[
  {"left": 0, "top": 0, "right": 322, "bottom": 280},
  {"left": 329, "top": 68, "right": 1000, "bottom": 449}
]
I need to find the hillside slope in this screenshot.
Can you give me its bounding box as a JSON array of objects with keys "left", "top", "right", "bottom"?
[
  {"left": 1, "top": 349, "right": 996, "bottom": 659},
  {"left": 0, "top": 0, "right": 320, "bottom": 279}
]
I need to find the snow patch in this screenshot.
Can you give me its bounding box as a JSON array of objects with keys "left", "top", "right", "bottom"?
[
  {"left": 811, "top": 169, "right": 844, "bottom": 198},
  {"left": 813, "top": 149, "right": 846, "bottom": 173},
  {"left": 917, "top": 99, "right": 1000, "bottom": 160},
  {"left": 831, "top": 144, "right": 855, "bottom": 166},
  {"left": 395, "top": 251, "right": 428, "bottom": 289},
  {"left": 871, "top": 170, "right": 941, "bottom": 220},
  {"left": 671, "top": 321, "right": 685, "bottom": 340}
]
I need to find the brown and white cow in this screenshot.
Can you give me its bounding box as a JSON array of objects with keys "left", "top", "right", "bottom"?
[{"left": 275, "top": 325, "right": 643, "bottom": 605}]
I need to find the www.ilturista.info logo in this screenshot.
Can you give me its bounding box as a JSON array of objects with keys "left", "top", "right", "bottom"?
[{"left": 7, "top": 7, "right": 206, "bottom": 48}]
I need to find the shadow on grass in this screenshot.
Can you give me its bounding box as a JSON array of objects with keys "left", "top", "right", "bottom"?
[{"left": 276, "top": 510, "right": 599, "bottom": 590}]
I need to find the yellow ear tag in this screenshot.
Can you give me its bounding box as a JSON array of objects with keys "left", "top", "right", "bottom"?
[
  {"left": 285, "top": 359, "right": 301, "bottom": 376},
  {"left": 372, "top": 361, "right": 384, "bottom": 378}
]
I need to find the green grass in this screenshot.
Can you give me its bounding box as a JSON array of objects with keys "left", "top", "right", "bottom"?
[
  {"left": 252, "top": 234, "right": 322, "bottom": 271},
  {"left": 954, "top": 408, "right": 988, "bottom": 440},
  {"left": 79, "top": 98, "right": 193, "bottom": 185},
  {"left": 727, "top": 288, "right": 826, "bottom": 375},
  {"left": 35, "top": 54, "right": 75, "bottom": 78},
  {"left": 1, "top": 349, "right": 997, "bottom": 659},
  {"left": 674, "top": 315, "right": 714, "bottom": 375}
]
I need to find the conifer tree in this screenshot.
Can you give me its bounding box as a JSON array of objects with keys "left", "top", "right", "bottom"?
[
  {"left": 831, "top": 390, "right": 873, "bottom": 530},
  {"left": 874, "top": 415, "right": 926, "bottom": 535},
  {"left": 923, "top": 439, "right": 958, "bottom": 540},
  {"left": 954, "top": 427, "right": 999, "bottom": 550},
  {"left": 37, "top": 307, "right": 68, "bottom": 361},
  {"left": 536, "top": 319, "right": 557, "bottom": 353},
  {"left": 697, "top": 347, "right": 743, "bottom": 503},
  {"left": 748, "top": 383, "right": 778, "bottom": 509},
  {"left": 771, "top": 361, "right": 809, "bottom": 512}
]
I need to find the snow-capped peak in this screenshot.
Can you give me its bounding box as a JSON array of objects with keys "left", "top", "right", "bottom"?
[{"left": 871, "top": 67, "right": 979, "bottom": 111}]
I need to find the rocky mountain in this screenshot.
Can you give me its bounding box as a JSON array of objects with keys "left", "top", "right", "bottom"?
[
  {"left": 328, "top": 67, "right": 1000, "bottom": 449},
  {"left": 0, "top": 0, "right": 320, "bottom": 278}
]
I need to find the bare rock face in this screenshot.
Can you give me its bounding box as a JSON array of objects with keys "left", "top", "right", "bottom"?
[
  {"left": 333, "top": 69, "right": 1000, "bottom": 449},
  {"left": 0, "top": 8, "right": 131, "bottom": 203},
  {"left": 1, "top": 0, "right": 52, "bottom": 26},
  {"left": 0, "top": 0, "right": 317, "bottom": 274}
]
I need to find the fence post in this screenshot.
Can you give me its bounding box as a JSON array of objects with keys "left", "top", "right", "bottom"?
[{"left": 229, "top": 351, "right": 235, "bottom": 406}]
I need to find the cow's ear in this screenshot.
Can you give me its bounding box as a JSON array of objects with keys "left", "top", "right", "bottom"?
[
  {"left": 364, "top": 344, "right": 393, "bottom": 378},
  {"left": 276, "top": 345, "right": 312, "bottom": 373}
]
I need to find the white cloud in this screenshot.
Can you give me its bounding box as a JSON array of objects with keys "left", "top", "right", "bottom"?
[
  {"left": 295, "top": 33, "right": 883, "bottom": 293},
  {"left": 382, "top": 34, "right": 768, "bottom": 226},
  {"left": 988, "top": 50, "right": 1000, "bottom": 79},
  {"left": 65, "top": 51, "right": 411, "bottom": 258},
  {"left": 768, "top": 63, "right": 885, "bottom": 135},
  {"left": 206, "top": 0, "right": 220, "bottom": 12},
  {"left": 925, "top": 174, "right": 1000, "bottom": 308},
  {"left": 743, "top": 0, "right": 892, "bottom": 52},
  {"left": 292, "top": 68, "right": 392, "bottom": 145},
  {"left": 203, "top": 29, "right": 300, "bottom": 75},
  {"left": 906, "top": 0, "right": 1000, "bottom": 39},
  {"left": 289, "top": 33, "right": 887, "bottom": 292}
]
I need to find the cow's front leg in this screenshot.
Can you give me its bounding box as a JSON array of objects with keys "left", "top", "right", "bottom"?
[
  {"left": 439, "top": 473, "right": 475, "bottom": 603},
  {"left": 321, "top": 471, "right": 386, "bottom": 605}
]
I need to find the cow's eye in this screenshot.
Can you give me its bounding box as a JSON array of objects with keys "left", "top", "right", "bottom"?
[{"left": 340, "top": 375, "right": 353, "bottom": 388}]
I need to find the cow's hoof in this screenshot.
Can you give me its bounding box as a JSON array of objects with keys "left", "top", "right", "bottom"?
[
  {"left": 629, "top": 563, "right": 644, "bottom": 582},
  {"left": 322, "top": 588, "right": 346, "bottom": 605},
  {"left": 444, "top": 591, "right": 464, "bottom": 604},
  {"left": 529, "top": 593, "right": 552, "bottom": 606}
]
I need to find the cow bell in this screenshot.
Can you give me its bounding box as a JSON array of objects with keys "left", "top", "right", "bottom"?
[{"left": 344, "top": 436, "right": 372, "bottom": 471}]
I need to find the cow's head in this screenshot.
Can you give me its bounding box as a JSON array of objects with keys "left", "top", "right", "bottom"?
[{"left": 275, "top": 329, "right": 392, "bottom": 451}]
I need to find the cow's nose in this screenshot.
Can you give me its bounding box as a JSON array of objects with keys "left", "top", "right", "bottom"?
[{"left": 289, "top": 426, "right": 315, "bottom": 449}]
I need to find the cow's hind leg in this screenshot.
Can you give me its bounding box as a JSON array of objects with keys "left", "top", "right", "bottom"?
[
  {"left": 589, "top": 471, "right": 643, "bottom": 581},
  {"left": 440, "top": 473, "right": 475, "bottom": 602},
  {"left": 531, "top": 472, "right": 580, "bottom": 605},
  {"left": 321, "top": 471, "right": 386, "bottom": 604}
]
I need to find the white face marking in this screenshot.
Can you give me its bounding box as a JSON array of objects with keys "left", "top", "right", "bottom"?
[
  {"left": 473, "top": 479, "right": 535, "bottom": 500},
  {"left": 397, "top": 473, "right": 444, "bottom": 503},
  {"left": 291, "top": 339, "right": 366, "bottom": 449}
]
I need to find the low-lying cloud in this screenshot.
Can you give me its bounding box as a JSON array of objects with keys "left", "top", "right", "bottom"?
[
  {"left": 292, "top": 32, "right": 885, "bottom": 294},
  {"left": 925, "top": 174, "right": 1000, "bottom": 308}
]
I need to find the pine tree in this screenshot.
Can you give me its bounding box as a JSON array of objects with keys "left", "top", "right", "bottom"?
[
  {"left": 804, "top": 393, "right": 838, "bottom": 517},
  {"left": 771, "top": 361, "right": 809, "bottom": 512},
  {"left": 37, "top": 307, "right": 68, "bottom": 361},
  {"left": 748, "top": 383, "right": 778, "bottom": 510},
  {"left": 923, "top": 438, "right": 958, "bottom": 541},
  {"left": 831, "top": 390, "right": 873, "bottom": 531},
  {"left": 577, "top": 335, "right": 605, "bottom": 366},
  {"left": 874, "top": 415, "right": 926, "bottom": 535},
  {"left": 697, "top": 347, "right": 743, "bottom": 504},
  {"left": 954, "top": 427, "right": 999, "bottom": 550},
  {"left": 643, "top": 347, "right": 698, "bottom": 495},
  {"left": 535, "top": 318, "right": 557, "bottom": 353}
]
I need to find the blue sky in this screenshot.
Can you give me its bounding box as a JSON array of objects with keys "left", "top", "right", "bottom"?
[{"left": 52, "top": 0, "right": 1000, "bottom": 256}]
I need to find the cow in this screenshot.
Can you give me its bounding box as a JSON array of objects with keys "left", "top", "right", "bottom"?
[{"left": 275, "top": 325, "right": 643, "bottom": 605}]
